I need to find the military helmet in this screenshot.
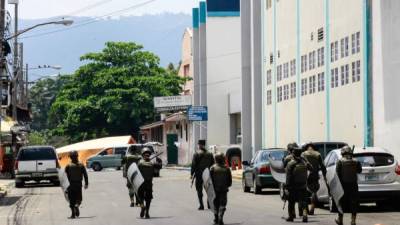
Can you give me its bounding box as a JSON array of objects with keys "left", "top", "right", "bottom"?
[
  {"left": 287, "top": 142, "right": 299, "bottom": 152},
  {"left": 69, "top": 150, "right": 78, "bottom": 159},
  {"left": 141, "top": 147, "right": 152, "bottom": 156},
  {"left": 293, "top": 147, "right": 303, "bottom": 157},
  {"left": 341, "top": 145, "right": 353, "bottom": 156},
  {"left": 303, "top": 142, "right": 316, "bottom": 151},
  {"left": 214, "top": 152, "right": 225, "bottom": 164}
]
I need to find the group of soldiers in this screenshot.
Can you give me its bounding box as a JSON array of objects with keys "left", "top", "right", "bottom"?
[{"left": 283, "top": 143, "right": 362, "bottom": 225}]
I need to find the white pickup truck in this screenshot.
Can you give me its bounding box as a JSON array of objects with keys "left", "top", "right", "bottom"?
[{"left": 15, "top": 146, "right": 60, "bottom": 188}]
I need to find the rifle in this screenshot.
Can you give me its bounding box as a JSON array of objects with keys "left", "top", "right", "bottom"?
[{"left": 150, "top": 151, "right": 164, "bottom": 161}]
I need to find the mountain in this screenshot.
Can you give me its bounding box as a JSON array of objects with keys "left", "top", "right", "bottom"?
[{"left": 19, "top": 14, "right": 191, "bottom": 79}]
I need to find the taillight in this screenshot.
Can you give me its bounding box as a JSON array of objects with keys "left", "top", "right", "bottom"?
[
  {"left": 14, "top": 160, "right": 19, "bottom": 170},
  {"left": 259, "top": 166, "right": 271, "bottom": 174},
  {"left": 395, "top": 164, "right": 400, "bottom": 175}
]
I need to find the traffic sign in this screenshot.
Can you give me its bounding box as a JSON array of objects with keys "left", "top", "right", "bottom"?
[{"left": 188, "top": 106, "right": 208, "bottom": 121}]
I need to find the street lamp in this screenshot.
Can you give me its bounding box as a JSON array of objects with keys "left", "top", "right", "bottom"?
[{"left": 5, "top": 19, "right": 74, "bottom": 41}]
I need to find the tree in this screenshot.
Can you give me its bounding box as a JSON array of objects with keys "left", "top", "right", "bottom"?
[{"left": 48, "top": 42, "right": 186, "bottom": 143}]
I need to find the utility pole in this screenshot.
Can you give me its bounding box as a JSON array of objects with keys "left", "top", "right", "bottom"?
[
  {"left": 0, "top": 0, "right": 6, "bottom": 147},
  {"left": 12, "top": 1, "right": 18, "bottom": 120}
]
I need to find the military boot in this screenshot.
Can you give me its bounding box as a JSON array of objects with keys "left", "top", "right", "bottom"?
[
  {"left": 69, "top": 207, "right": 76, "bottom": 219},
  {"left": 74, "top": 206, "right": 80, "bottom": 217},
  {"left": 351, "top": 213, "right": 357, "bottom": 225},
  {"left": 302, "top": 208, "right": 308, "bottom": 223},
  {"left": 140, "top": 204, "right": 145, "bottom": 218},
  {"left": 213, "top": 213, "right": 218, "bottom": 224},
  {"left": 218, "top": 208, "right": 226, "bottom": 225},
  {"left": 335, "top": 213, "right": 343, "bottom": 225},
  {"left": 198, "top": 195, "right": 204, "bottom": 210},
  {"left": 145, "top": 201, "right": 151, "bottom": 219}
]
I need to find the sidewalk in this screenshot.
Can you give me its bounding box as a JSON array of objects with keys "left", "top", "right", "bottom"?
[
  {"left": 165, "top": 166, "right": 243, "bottom": 180},
  {"left": 0, "top": 179, "right": 14, "bottom": 199}
]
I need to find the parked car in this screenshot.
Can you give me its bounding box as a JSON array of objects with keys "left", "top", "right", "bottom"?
[
  {"left": 316, "top": 147, "right": 400, "bottom": 211},
  {"left": 122, "top": 144, "right": 163, "bottom": 177},
  {"left": 86, "top": 146, "right": 127, "bottom": 171},
  {"left": 14, "top": 146, "right": 60, "bottom": 188},
  {"left": 242, "top": 148, "right": 286, "bottom": 194}
]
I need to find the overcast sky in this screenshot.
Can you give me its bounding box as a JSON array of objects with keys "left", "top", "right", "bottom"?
[{"left": 7, "top": 0, "right": 199, "bottom": 19}]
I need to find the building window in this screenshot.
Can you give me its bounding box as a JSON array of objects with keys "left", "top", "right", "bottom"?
[
  {"left": 301, "top": 55, "right": 308, "bottom": 73},
  {"left": 277, "top": 65, "right": 283, "bottom": 81},
  {"left": 341, "top": 64, "right": 350, "bottom": 86},
  {"left": 331, "top": 41, "right": 338, "bottom": 62},
  {"left": 290, "top": 59, "right": 296, "bottom": 76},
  {"left": 283, "top": 62, "right": 289, "bottom": 79},
  {"left": 270, "top": 53, "right": 274, "bottom": 64},
  {"left": 341, "top": 37, "right": 349, "bottom": 58},
  {"left": 301, "top": 78, "right": 308, "bottom": 96},
  {"left": 318, "top": 28, "right": 324, "bottom": 42},
  {"left": 352, "top": 60, "right": 361, "bottom": 82},
  {"left": 266, "top": 69, "right": 272, "bottom": 85},
  {"left": 318, "top": 72, "right": 325, "bottom": 92},
  {"left": 290, "top": 82, "right": 296, "bottom": 98},
  {"left": 309, "top": 51, "right": 316, "bottom": 70},
  {"left": 267, "top": 90, "right": 272, "bottom": 105},
  {"left": 317, "top": 47, "right": 324, "bottom": 67},
  {"left": 309, "top": 75, "right": 316, "bottom": 94},
  {"left": 331, "top": 68, "right": 339, "bottom": 88},
  {"left": 356, "top": 32, "right": 361, "bottom": 53},
  {"left": 277, "top": 86, "right": 283, "bottom": 102},
  {"left": 266, "top": 0, "right": 272, "bottom": 10},
  {"left": 283, "top": 84, "right": 289, "bottom": 100}
]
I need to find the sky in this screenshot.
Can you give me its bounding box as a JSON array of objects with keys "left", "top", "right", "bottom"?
[{"left": 7, "top": 0, "right": 199, "bottom": 19}]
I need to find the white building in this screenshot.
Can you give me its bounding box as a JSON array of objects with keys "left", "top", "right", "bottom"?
[{"left": 262, "top": 0, "right": 400, "bottom": 159}]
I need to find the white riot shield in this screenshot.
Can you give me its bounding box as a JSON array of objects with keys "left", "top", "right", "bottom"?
[
  {"left": 268, "top": 155, "right": 287, "bottom": 184},
  {"left": 202, "top": 168, "right": 215, "bottom": 211},
  {"left": 327, "top": 172, "right": 344, "bottom": 214},
  {"left": 127, "top": 163, "right": 144, "bottom": 194},
  {"left": 58, "top": 168, "right": 70, "bottom": 202}
]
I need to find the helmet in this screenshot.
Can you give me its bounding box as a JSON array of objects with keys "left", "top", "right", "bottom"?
[
  {"left": 293, "top": 147, "right": 303, "bottom": 157},
  {"left": 141, "top": 147, "right": 152, "bottom": 156},
  {"left": 341, "top": 146, "right": 353, "bottom": 156},
  {"left": 214, "top": 152, "right": 225, "bottom": 165},
  {"left": 303, "top": 142, "right": 316, "bottom": 151},
  {"left": 69, "top": 150, "right": 78, "bottom": 159},
  {"left": 287, "top": 142, "right": 299, "bottom": 153}
]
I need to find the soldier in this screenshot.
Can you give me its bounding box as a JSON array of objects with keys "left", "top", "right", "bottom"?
[
  {"left": 285, "top": 147, "right": 313, "bottom": 223},
  {"left": 335, "top": 146, "right": 362, "bottom": 225},
  {"left": 122, "top": 146, "right": 142, "bottom": 207},
  {"left": 283, "top": 142, "right": 302, "bottom": 218},
  {"left": 191, "top": 139, "right": 215, "bottom": 210},
  {"left": 210, "top": 152, "right": 232, "bottom": 225},
  {"left": 65, "top": 151, "right": 89, "bottom": 219},
  {"left": 138, "top": 147, "right": 154, "bottom": 219},
  {"left": 301, "top": 143, "right": 327, "bottom": 215}
]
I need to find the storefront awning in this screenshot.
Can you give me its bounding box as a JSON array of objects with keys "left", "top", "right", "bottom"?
[
  {"left": 140, "top": 121, "right": 164, "bottom": 130},
  {"left": 165, "top": 112, "right": 186, "bottom": 122}
]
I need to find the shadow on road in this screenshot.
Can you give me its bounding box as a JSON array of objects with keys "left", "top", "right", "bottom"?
[{"left": 0, "top": 196, "right": 22, "bottom": 206}]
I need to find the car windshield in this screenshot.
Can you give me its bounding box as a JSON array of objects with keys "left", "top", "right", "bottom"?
[
  {"left": 259, "top": 149, "right": 285, "bottom": 162},
  {"left": 268, "top": 150, "right": 286, "bottom": 161},
  {"left": 354, "top": 153, "right": 395, "bottom": 167},
  {"left": 18, "top": 148, "right": 56, "bottom": 161}
]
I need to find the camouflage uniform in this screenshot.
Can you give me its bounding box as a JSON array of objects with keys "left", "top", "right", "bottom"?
[
  {"left": 123, "top": 153, "right": 141, "bottom": 206},
  {"left": 65, "top": 156, "right": 88, "bottom": 219},
  {"left": 138, "top": 157, "right": 154, "bottom": 219}
]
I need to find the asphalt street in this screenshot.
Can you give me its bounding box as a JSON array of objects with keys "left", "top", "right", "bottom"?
[{"left": 0, "top": 169, "right": 399, "bottom": 225}]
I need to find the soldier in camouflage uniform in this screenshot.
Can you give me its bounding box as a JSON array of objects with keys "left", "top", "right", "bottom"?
[
  {"left": 65, "top": 151, "right": 89, "bottom": 219},
  {"left": 138, "top": 147, "right": 154, "bottom": 219},
  {"left": 301, "top": 143, "right": 327, "bottom": 215},
  {"left": 191, "top": 139, "right": 215, "bottom": 210},
  {"left": 210, "top": 152, "right": 232, "bottom": 225},
  {"left": 335, "top": 146, "right": 362, "bottom": 225},
  {"left": 283, "top": 142, "right": 302, "bottom": 217},
  {"left": 122, "top": 145, "right": 142, "bottom": 207},
  {"left": 285, "top": 148, "right": 313, "bottom": 223}
]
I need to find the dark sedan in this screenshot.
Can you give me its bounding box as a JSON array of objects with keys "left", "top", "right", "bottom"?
[{"left": 242, "top": 148, "right": 286, "bottom": 194}]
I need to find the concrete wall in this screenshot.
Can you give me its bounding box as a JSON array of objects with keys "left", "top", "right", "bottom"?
[
  {"left": 372, "top": 0, "right": 400, "bottom": 159},
  {"left": 206, "top": 16, "right": 242, "bottom": 150}
]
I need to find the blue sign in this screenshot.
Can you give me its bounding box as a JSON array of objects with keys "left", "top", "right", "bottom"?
[{"left": 188, "top": 106, "right": 208, "bottom": 121}]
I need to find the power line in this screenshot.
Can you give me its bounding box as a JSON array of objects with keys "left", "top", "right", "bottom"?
[
  {"left": 19, "top": 0, "right": 157, "bottom": 40},
  {"left": 59, "top": 0, "right": 114, "bottom": 18}
]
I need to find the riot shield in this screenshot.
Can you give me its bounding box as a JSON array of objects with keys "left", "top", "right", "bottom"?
[
  {"left": 58, "top": 168, "right": 70, "bottom": 202},
  {"left": 327, "top": 172, "right": 344, "bottom": 214},
  {"left": 127, "top": 163, "right": 144, "bottom": 194},
  {"left": 202, "top": 168, "right": 215, "bottom": 211},
  {"left": 268, "top": 154, "right": 286, "bottom": 184}
]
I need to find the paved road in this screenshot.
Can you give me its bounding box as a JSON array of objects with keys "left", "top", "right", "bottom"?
[{"left": 0, "top": 169, "right": 398, "bottom": 225}]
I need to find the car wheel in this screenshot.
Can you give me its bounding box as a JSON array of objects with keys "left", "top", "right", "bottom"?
[
  {"left": 92, "top": 163, "right": 102, "bottom": 171},
  {"left": 242, "top": 178, "right": 250, "bottom": 193},
  {"left": 15, "top": 180, "right": 24, "bottom": 188},
  {"left": 329, "top": 196, "right": 338, "bottom": 213},
  {"left": 253, "top": 178, "right": 262, "bottom": 194}
]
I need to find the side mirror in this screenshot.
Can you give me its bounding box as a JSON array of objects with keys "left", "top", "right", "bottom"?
[{"left": 242, "top": 161, "right": 250, "bottom": 166}]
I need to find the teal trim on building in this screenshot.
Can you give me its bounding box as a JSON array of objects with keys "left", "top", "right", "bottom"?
[
  {"left": 261, "top": 1, "right": 266, "bottom": 148},
  {"left": 193, "top": 8, "right": 199, "bottom": 29},
  {"left": 207, "top": 11, "right": 240, "bottom": 17},
  {"left": 273, "top": 0, "right": 277, "bottom": 147},
  {"left": 200, "top": 2, "right": 207, "bottom": 24},
  {"left": 363, "top": 0, "right": 372, "bottom": 146},
  {"left": 324, "top": 0, "right": 331, "bottom": 141},
  {"left": 296, "top": 0, "right": 301, "bottom": 143}
]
